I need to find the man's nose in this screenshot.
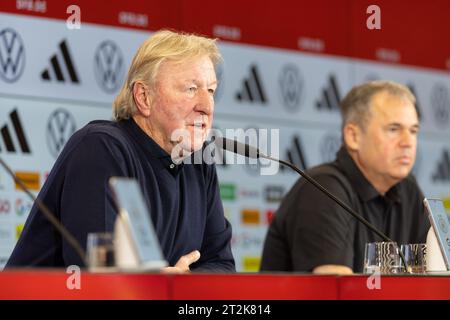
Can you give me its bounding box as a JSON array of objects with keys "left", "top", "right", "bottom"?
[
  {"left": 400, "top": 129, "right": 415, "bottom": 147},
  {"left": 195, "top": 89, "right": 214, "bottom": 115}
]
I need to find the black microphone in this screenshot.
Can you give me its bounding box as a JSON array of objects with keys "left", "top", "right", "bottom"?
[
  {"left": 214, "top": 136, "right": 260, "bottom": 159},
  {"left": 215, "top": 137, "right": 410, "bottom": 273},
  {"left": 0, "top": 157, "right": 87, "bottom": 266}
]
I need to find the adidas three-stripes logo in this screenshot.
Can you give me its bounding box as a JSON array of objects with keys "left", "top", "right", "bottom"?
[
  {"left": 235, "top": 65, "right": 267, "bottom": 103},
  {"left": 41, "top": 40, "right": 80, "bottom": 83},
  {"left": 0, "top": 109, "right": 31, "bottom": 154},
  {"left": 316, "top": 74, "right": 341, "bottom": 111},
  {"left": 279, "top": 135, "right": 308, "bottom": 172}
]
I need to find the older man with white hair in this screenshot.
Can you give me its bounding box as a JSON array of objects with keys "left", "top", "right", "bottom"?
[{"left": 7, "top": 30, "right": 235, "bottom": 273}]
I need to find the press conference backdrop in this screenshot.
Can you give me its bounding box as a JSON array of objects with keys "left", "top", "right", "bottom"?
[{"left": 1, "top": 1, "right": 450, "bottom": 271}]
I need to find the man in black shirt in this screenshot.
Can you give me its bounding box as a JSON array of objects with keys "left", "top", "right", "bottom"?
[
  {"left": 260, "top": 81, "right": 430, "bottom": 274},
  {"left": 7, "top": 30, "right": 235, "bottom": 272}
]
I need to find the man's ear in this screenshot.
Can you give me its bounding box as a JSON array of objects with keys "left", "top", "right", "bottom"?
[
  {"left": 133, "top": 81, "right": 152, "bottom": 117},
  {"left": 343, "top": 123, "right": 361, "bottom": 151}
]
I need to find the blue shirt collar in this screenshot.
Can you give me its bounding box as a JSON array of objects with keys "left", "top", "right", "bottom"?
[{"left": 119, "top": 118, "right": 183, "bottom": 174}]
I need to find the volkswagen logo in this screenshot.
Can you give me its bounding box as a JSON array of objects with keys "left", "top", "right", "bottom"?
[
  {"left": 431, "top": 83, "right": 450, "bottom": 127},
  {"left": 278, "top": 64, "right": 303, "bottom": 113},
  {"left": 320, "top": 132, "right": 341, "bottom": 162},
  {"left": 94, "top": 40, "right": 125, "bottom": 93},
  {"left": 46, "top": 108, "right": 76, "bottom": 158},
  {"left": 0, "top": 28, "right": 26, "bottom": 83}
]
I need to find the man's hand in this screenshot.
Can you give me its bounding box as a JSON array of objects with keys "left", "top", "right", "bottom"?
[
  {"left": 313, "top": 264, "right": 353, "bottom": 275},
  {"left": 161, "top": 250, "right": 201, "bottom": 274}
]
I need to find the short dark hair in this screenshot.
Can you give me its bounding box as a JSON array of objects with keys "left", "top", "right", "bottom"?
[{"left": 340, "top": 80, "right": 416, "bottom": 132}]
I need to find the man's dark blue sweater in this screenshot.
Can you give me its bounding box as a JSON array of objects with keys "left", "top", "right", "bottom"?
[{"left": 6, "top": 118, "right": 235, "bottom": 272}]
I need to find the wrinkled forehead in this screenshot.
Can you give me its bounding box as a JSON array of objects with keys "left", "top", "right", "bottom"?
[
  {"left": 369, "top": 91, "right": 419, "bottom": 124},
  {"left": 156, "top": 55, "right": 217, "bottom": 83}
]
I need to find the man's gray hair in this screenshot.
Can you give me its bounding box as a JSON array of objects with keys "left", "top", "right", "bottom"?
[{"left": 340, "top": 80, "right": 416, "bottom": 131}]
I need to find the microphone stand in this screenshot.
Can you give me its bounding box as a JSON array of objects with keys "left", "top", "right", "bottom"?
[
  {"left": 260, "top": 153, "right": 411, "bottom": 274},
  {"left": 0, "top": 157, "right": 87, "bottom": 266}
]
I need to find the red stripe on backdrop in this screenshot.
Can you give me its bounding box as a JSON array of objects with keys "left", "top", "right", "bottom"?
[
  {"left": 1, "top": 0, "right": 450, "bottom": 72},
  {"left": 350, "top": 0, "right": 450, "bottom": 71},
  {"left": 179, "top": 0, "right": 352, "bottom": 57},
  {"left": 0, "top": 0, "right": 182, "bottom": 31}
]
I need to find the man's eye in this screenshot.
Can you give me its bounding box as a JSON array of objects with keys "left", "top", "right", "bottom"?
[
  {"left": 188, "top": 87, "right": 197, "bottom": 93},
  {"left": 208, "top": 88, "right": 215, "bottom": 95}
]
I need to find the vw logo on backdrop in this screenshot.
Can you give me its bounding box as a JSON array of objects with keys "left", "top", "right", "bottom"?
[
  {"left": 94, "top": 40, "right": 125, "bottom": 93},
  {"left": 278, "top": 64, "right": 304, "bottom": 113},
  {"left": 0, "top": 28, "right": 26, "bottom": 83},
  {"left": 46, "top": 108, "right": 77, "bottom": 158},
  {"left": 320, "top": 132, "right": 341, "bottom": 162}
]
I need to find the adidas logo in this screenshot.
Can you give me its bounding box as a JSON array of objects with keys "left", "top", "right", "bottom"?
[
  {"left": 0, "top": 109, "right": 31, "bottom": 154},
  {"left": 41, "top": 40, "right": 80, "bottom": 83},
  {"left": 316, "top": 74, "right": 341, "bottom": 111},
  {"left": 235, "top": 65, "right": 267, "bottom": 104},
  {"left": 406, "top": 84, "right": 422, "bottom": 120},
  {"left": 280, "top": 135, "right": 307, "bottom": 172},
  {"left": 432, "top": 149, "right": 450, "bottom": 182}
]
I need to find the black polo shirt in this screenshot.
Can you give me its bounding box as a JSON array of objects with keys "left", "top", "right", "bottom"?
[
  {"left": 260, "top": 147, "right": 430, "bottom": 273},
  {"left": 7, "top": 118, "right": 235, "bottom": 271}
]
